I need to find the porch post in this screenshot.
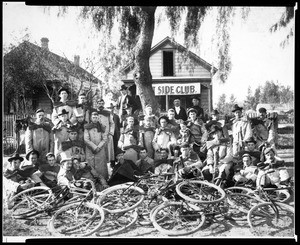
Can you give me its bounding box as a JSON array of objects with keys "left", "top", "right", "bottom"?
[{"left": 166, "top": 94, "right": 169, "bottom": 111}]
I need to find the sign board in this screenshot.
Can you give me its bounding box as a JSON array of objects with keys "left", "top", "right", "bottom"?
[{"left": 137, "top": 83, "right": 201, "bottom": 96}]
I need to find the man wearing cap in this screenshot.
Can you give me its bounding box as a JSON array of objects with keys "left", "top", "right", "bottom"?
[
  {"left": 121, "top": 102, "right": 139, "bottom": 129},
  {"left": 230, "top": 104, "right": 252, "bottom": 156},
  {"left": 186, "top": 108, "right": 208, "bottom": 161},
  {"left": 57, "top": 156, "right": 75, "bottom": 187},
  {"left": 75, "top": 92, "right": 92, "bottom": 124},
  {"left": 171, "top": 97, "right": 187, "bottom": 122},
  {"left": 256, "top": 147, "right": 290, "bottom": 188},
  {"left": 25, "top": 109, "right": 54, "bottom": 164},
  {"left": 118, "top": 116, "right": 140, "bottom": 163},
  {"left": 191, "top": 96, "right": 204, "bottom": 120},
  {"left": 58, "top": 125, "right": 85, "bottom": 163},
  {"left": 52, "top": 87, "right": 77, "bottom": 125},
  {"left": 94, "top": 98, "right": 115, "bottom": 162},
  {"left": 233, "top": 153, "right": 258, "bottom": 186},
  {"left": 152, "top": 115, "right": 177, "bottom": 160},
  {"left": 84, "top": 111, "right": 108, "bottom": 180},
  {"left": 237, "top": 136, "right": 262, "bottom": 166},
  {"left": 52, "top": 108, "right": 73, "bottom": 158}
]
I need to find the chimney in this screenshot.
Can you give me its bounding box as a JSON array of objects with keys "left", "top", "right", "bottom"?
[
  {"left": 74, "top": 55, "right": 80, "bottom": 67},
  {"left": 41, "top": 37, "right": 49, "bottom": 50}
]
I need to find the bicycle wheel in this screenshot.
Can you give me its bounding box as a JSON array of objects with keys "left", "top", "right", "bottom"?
[
  {"left": 97, "top": 185, "right": 145, "bottom": 214},
  {"left": 265, "top": 189, "right": 291, "bottom": 203},
  {"left": 225, "top": 186, "right": 255, "bottom": 195},
  {"left": 8, "top": 186, "right": 53, "bottom": 218},
  {"left": 247, "top": 202, "right": 294, "bottom": 236},
  {"left": 96, "top": 209, "right": 138, "bottom": 236},
  {"left": 137, "top": 197, "right": 164, "bottom": 226},
  {"left": 3, "top": 136, "right": 18, "bottom": 157},
  {"left": 48, "top": 202, "right": 105, "bottom": 237},
  {"left": 226, "top": 193, "right": 264, "bottom": 221},
  {"left": 151, "top": 201, "right": 206, "bottom": 236},
  {"left": 176, "top": 180, "right": 226, "bottom": 204}
]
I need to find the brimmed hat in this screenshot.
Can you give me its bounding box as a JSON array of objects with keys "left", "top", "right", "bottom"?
[
  {"left": 208, "top": 124, "right": 222, "bottom": 135},
  {"left": 26, "top": 149, "right": 40, "bottom": 160},
  {"left": 187, "top": 108, "right": 197, "bottom": 115},
  {"left": 120, "top": 84, "right": 127, "bottom": 91},
  {"left": 211, "top": 109, "right": 219, "bottom": 115},
  {"left": 45, "top": 152, "right": 55, "bottom": 158},
  {"left": 36, "top": 108, "right": 45, "bottom": 114},
  {"left": 58, "top": 109, "right": 69, "bottom": 116},
  {"left": 232, "top": 104, "right": 243, "bottom": 112},
  {"left": 58, "top": 87, "right": 69, "bottom": 95},
  {"left": 158, "top": 115, "right": 169, "bottom": 124},
  {"left": 73, "top": 107, "right": 84, "bottom": 117},
  {"left": 91, "top": 111, "right": 99, "bottom": 116},
  {"left": 67, "top": 125, "right": 79, "bottom": 133},
  {"left": 264, "top": 147, "right": 275, "bottom": 155},
  {"left": 245, "top": 136, "right": 257, "bottom": 144},
  {"left": 8, "top": 153, "right": 24, "bottom": 162},
  {"left": 115, "top": 148, "right": 125, "bottom": 156},
  {"left": 242, "top": 153, "right": 252, "bottom": 159}
]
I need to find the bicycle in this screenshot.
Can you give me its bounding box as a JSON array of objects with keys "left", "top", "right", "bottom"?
[{"left": 246, "top": 170, "right": 294, "bottom": 236}]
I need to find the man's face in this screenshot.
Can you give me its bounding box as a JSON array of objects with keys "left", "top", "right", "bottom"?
[
  {"left": 127, "top": 117, "right": 134, "bottom": 127},
  {"left": 29, "top": 154, "right": 38, "bottom": 165},
  {"left": 77, "top": 116, "right": 84, "bottom": 122},
  {"left": 181, "top": 147, "right": 190, "bottom": 158},
  {"left": 140, "top": 150, "right": 148, "bottom": 160},
  {"left": 234, "top": 110, "right": 242, "bottom": 118},
  {"left": 160, "top": 150, "right": 168, "bottom": 160},
  {"left": 192, "top": 99, "right": 199, "bottom": 106},
  {"left": 265, "top": 151, "right": 275, "bottom": 161},
  {"left": 97, "top": 101, "right": 105, "bottom": 110},
  {"left": 174, "top": 99, "right": 180, "bottom": 107},
  {"left": 160, "top": 118, "right": 167, "bottom": 128},
  {"left": 168, "top": 111, "right": 175, "bottom": 119},
  {"left": 144, "top": 118, "right": 151, "bottom": 127},
  {"left": 69, "top": 131, "right": 78, "bottom": 141},
  {"left": 58, "top": 114, "right": 68, "bottom": 122},
  {"left": 36, "top": 112, "right": 45, "bottom": 123},
  {"left": 125, "top": 107, "right": 132, "bottom": 115},
  {"left": 145, "top": 107, "right": 152, "bottom": 115},
  {"left": 11, "top": 159, "right": 21, "bottom": 170},
  {"left": 258, "top": 111, "right": 267, "bottom": 119},
  {"left": 121, "top": 89, "right": 127, "bottom": 95},
  {"left": 72, "top": 159, "right": 80, "bottom": 169},
  {"left": 247, "top": 142, "right": 256, "bottom": 151},
  {"left": 47, "top": 156, "right": 56, "bottom": 167},
  {"left": 116, "top": 153, "right": 125, "bottom": 163},
  {"left": 91, "top": 115, "right": 99, "bottom": 123},
  {"left": 60, "top": 91, "right": 68, "bottom": 101},
  {"left": 243, "top": 156, "right": 251, "bottom": 167},
  {"left": 189, "top": 112, "right": 197, "bottom": 121},
  {"left": 63, "top": 160, "right": 73, "bottom": 171},
  {"left": 180, "top": 124, "right": 187, "bottom": 131},
  {"left": 78, "top": 95, "right": 86, "bottom": 104}
]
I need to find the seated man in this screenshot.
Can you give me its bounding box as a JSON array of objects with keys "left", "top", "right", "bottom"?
[
  {"left": 107, "top": 148, "right": 142, "bottom": 186},
  {"left": 57, "top": 157, "right": 75, "bottom": 188},
  {"left": 31, "top": 152, "right": 60, "bottom": 188},
  {"left": 256, "top": 147, "right": 290, "bottom": 188},
  {"left": 237, "top": 136, "right": 262, "bottom": 166},
  {"left": 4, "top": 153, "right": 36, "bottom": 203},
  {"left": 72, "top": 157, "right": 109, "bottom": 192},
  {"left": 136, "top": 147, "right": 155, "bottom": 175},
  {"left": 233, "top": 153, "right": 258, "bottom": 186},
  {"left": 154, "top": 148, "right": 175, "bottom": 176}
]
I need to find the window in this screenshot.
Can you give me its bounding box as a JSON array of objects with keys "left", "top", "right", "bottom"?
[{"left": 163, "top": 51, "right": 174, "bottom": 76}]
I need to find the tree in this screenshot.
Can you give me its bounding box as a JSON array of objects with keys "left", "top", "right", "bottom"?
[{"left": 244, "top": 86, "right": 258, "bottom": 110}]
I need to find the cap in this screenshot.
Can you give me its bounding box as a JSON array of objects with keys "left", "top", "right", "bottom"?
[
  {"left": 187, "top": 108, "right": 197, "bottom": 115},
  {"left": 211, "top": 109, "right": 219, "bottom": 115},
  {"left": 36, "top": 108, "right": 45, "bottom": 114},
  {"left": 245, "top": 136, "right": 257, "bottom": 144},
  {"left": 58, "top": 87, "right": 69, "bottom": 95},
  {"left": 26, "top": 149, "right": 40, "bottom": 160},
  {"left": 258, "top": 107, "right": 267, "bottom": 113},
  {"left": 120, "top": 84, "right": 127, "bottom": 91},
  {"left": 232, "top": 104, "right": 243, "bottom": 112},
  {"left": 264, "top": 147, "right": 275, "bottom": 155}
]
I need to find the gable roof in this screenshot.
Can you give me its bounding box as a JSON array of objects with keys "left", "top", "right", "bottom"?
[
  {"left": 4, "top": 41, "right": 100, "bottom": 84},
  {"left": 121, "top": 36, "right": 218, "bottom": 75}
]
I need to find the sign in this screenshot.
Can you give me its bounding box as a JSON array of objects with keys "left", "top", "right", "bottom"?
[{"left": 152, "top": 83, "right": 201, "bottom": 96}]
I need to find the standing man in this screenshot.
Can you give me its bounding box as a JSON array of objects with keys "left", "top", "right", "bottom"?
[
  {"left": 25, "top": 108, "right": 54, "bottom": 164},
  {"left": 76, "top": 91, "right": 91, "bottom": 124},
  {"left": 107, "top": 103, "right": 121, "bottom": 158},
  {"left": 171, "top": 97, "right": 188, "bottom": 122},
  {"left": 94, "top": 98, "right": 115, "bottom": 162},
  {"left": 84, "top": 111, "right": 108, "bottom": 180},
  {"left": 191, "top": 96, "right": 204, "bottom": 120},
  {"left": 116, "top": 84, "right": 130, "bottom": 120},
  {"left": 73, "top": 107, "right": 87, "bottom": 143}
]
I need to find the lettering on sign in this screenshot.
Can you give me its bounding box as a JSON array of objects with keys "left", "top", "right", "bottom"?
[{"left": 152, "top": 83, "right": 201, "bottom": 95}]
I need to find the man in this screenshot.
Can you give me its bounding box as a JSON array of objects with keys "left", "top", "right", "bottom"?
[
  {"left": 230, "top": 104, "right": 252, "bottom": 156},
  {"left": 171, "top": 97, "right": 187, "bottom": 122},
  {"left": 116, "top": 84, "right": 130, "bottom": 119},
  {"left": 84, "top": 111, "right": 108, "bottom": 180},
  {"left": 76, "top": 91, "right": 91, "bottom": 124},
  {"left": 166, "top": 108, "right": 180, "bottom": 138},
  {"left": 25, "top": 108, "right": 54, "bottom": 164},
  {"left": 233, "top": 153, "right": 258, "bottom": 186},
  {"left": 186, "top": 108, "right": 208, "bottom": 161},
  {"left": 107, "top": 103, "right": 121, "bottom": 157},
  {"left": 57, "top": 157, "right": 75, "bottom": 187},
  {"left": 154, "top": 148, "right": 175, "bottom": 176},
  {"left": 136, "top": 147, "right": 155, "bottom": 174},
  {"left": 191, "top": 96, "right": 204, "bottom": 120},
  {"left": 52, "top": 108, "right": 73, "bottom": 158},
  {"left": 237, "top": 136, "right": 262, "bottom": 166},
  {"left": 59, "top": 125, "right": 86, "bottom": 162},
  {"left": 73, "top": 107, "right": 87, "bottom": 142},
  {"left": 52, "top": 87, "right": 77, "bottom": 125},
  {"left": 121, "top": 103, "right": 139, "bottom": 128},
  {"left": 107, "top": 148, "right": 142, "bottom": 186},
  {"left": 94, "top": 98, "right": 115, "bottom": 162}
]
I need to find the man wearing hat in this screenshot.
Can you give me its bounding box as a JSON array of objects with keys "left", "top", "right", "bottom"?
[
  {"left": 52, "top": 108, "right": 73, "bottom": 158},
  {"left": 237, "top": 136, "right": 261, "bottom": 166},
  {"left": 52, "top": 87, "right": 77, "bottom": 125},
  {"left": 186, "top": 108, "right": 208, "bottom": 161},
  {"left": 116, "top": 84, "right": 131, "bottom": 119},
  {"left": 233, "top": 153, "right": 258, "bottom": 185},
  {"left": 73, "top": 106, "right": 87, "bottom": 142},
  {"left": 191, "top": 96, "right": 204, "bottom": 120},
  {"left": 84, "top": 111, "right": 108, "bottom": 180},
  {"left": 75, "top": 91, "right": 92, "bottom": 124},
  {"left": 58, "top": 124, "right": 85, "bottom": 163},
  {"left": 57, "top": 154, "right": 75, "bottom": 187},
  {"left": 25, "top": 108, "right": 54, "bottom": 164},
  {"left": 152, "top": 115, "right": 177, "bottom": 160},
  {"left": 171, "top": 97, "right": 187, "bottom": 122},
  {"left": 231, "top": 104, "right": 252, "bottom": 156},
  {"left": 94, "top": 98, "right": 115, "bottom": 162},
  {"left": 166, "top": 108, "right": 180, "bottom": 138}
]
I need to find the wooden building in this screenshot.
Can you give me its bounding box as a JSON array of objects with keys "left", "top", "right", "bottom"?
[{"left": 121, "top": 36, "right": 217, "bottom": 113}]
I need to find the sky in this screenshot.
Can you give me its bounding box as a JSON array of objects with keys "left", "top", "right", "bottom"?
[{"left": 3, "top": 3, "right": 295, "bottom": 106}]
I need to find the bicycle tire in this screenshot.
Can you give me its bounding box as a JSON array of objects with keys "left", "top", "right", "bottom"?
[
  {"left": 96, "top": 209, "right": 138, "bottom": 236},
  {"left": 48, "top": 201, "right": 105, "bottom": 237},
  {"left": 8, "top": 186, "right": 53, "bottom": 217},
  {"left": 225, "top": 186, "right": 255, "bottom": 195},
  {"left": 3, "top": 136, "right": 18, "bottom": 157},
  {"left": 97, "top": 185, "right": 145, "bottom": 214},
  {"left": 265, "top": 189, "right": 291, "bottom": 203},
  {"left": 151, "top": 201, "right": 206, "bottom": 236},
  {"left": 176, "top": 180, "right": 226, "bottom": 204},
  {"left": 247, "top": 202, "right": 294, "bottom": 236}
]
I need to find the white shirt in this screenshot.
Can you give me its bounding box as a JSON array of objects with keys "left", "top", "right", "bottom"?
[{"left": 175, "top": 106, "right": 180, "bottom": 114}]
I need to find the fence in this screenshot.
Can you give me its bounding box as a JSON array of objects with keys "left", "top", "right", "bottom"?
[{"left": 3, "top": 114, "right": 17, "bottom": 138}]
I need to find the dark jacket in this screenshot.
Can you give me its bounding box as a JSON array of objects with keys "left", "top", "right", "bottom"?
[{"left": 172, "top": 106, "right": 188, "bottom": 121}]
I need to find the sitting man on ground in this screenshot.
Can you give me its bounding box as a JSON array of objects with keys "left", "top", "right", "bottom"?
[
  {"left": 154, "top": 148, "right": 175, "bottom": 177},
  {"left": 136, "top": 147, "right": 155, "bottom": 175}
]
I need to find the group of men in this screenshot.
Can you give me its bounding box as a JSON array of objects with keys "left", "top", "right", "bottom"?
[{"left": 4, "top": 84, "right": 290, "bottom": 201}]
